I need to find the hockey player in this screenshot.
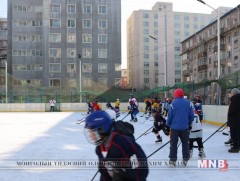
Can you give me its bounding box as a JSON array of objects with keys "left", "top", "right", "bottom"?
[
  {"left": 114, "top": 98, "right": 120, "bottom": 119},
  {"left": 87, "top": 102, "right": 94, "bottom": 114},
  {"left": 84, "top": 111, "right": 149, "bottom": 181},
  {"left": 189, "top": 109, "right": 206, "bottom": 159},
  {"left": 128, "top": 100, "right": 139, "bottom": 122},
  {"left": 106, "top": 103, "right": 116, "bottom": 120},
  {"left": 152, "top": 107, "right": 170, "bottom": 143},
  {"left": 144, "top": 97, "right": 152, "bottom": 114},
  {"left": 192, "top": 98, "right": 203, "bottom": 122}
]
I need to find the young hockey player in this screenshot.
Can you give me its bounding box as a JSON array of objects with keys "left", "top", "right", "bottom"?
[
  {"left": 114, "top": 99, "right": 120, "bottom": 119},
  {"left": 106, "top": 102, "right": 116, "bottom": 120},
  {"left": 84, "top": 111, "right": 149, "bottom": 180},
  {"left": 144, "top": 97, "right": 152, "bottom": 114},
  {"left": 87, "top": 102, "right": 94, "bottom": 114},
  {"left": 128, "top": 100, "right": 139, "bottom": 122},
  {"left": 189, "top": 109, "right": 206, "bottom": 159},
  {"left": 192, "top": 98, "right": 203, "bottom": 122},
  {"left": 152, "top": 107, "right": 170, "bottom": 143}
]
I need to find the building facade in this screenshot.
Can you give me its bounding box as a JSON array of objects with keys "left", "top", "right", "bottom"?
[
  {"left": 181, "top": 5, "right": 240, "bottom": 104},
  {"left": 127, "top": 2, "right": 214, "bottom": 91},
  {"left": 0, "top": 18, "right": 7, "bottom": 102},
  {"left": 7, "top": 0, "right": 121, "bottom": 93}
]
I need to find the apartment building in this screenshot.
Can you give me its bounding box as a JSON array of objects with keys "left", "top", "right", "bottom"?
[
  {"left": 127, "top": 2, "right": 215, "bottom": 91},
  {"left": 7, "top": 0, "right": 121, "bottom": 93},
  {"left": 181, "top": 5, "right": 240, "bottom": 104},
  {"left": 0, "top": 18, "right": 7, "bottom": 101}
]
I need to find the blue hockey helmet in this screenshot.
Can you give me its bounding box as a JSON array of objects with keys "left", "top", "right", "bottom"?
[{"left": 84, "top": 111, "right": 113, "bottom": 145}]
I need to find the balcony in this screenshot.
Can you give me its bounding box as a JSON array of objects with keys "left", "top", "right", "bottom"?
[
  {"left": 183, "top": 70, "right": 190, "bottom": 76},
  {"left": 182, "top": 59, "right": 190, "bottom": 65},
  {"left": 198, "top": 64, "right": 208, "bottom": 71},
  {"left": 198, "top": 51, "right": 207, "bottom": 59},
  {"left": 213, "top": 44, "right": 225, "bottom": 52}
]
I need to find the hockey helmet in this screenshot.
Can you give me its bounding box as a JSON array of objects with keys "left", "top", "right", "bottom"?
[{"left": 84, "top": 111, "right": 113, "bottom": 145}]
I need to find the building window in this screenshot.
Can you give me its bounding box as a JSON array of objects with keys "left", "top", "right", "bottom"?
[
  {"left": 143, "top": 22, "right": 149, "bottom": 26},
  {"left": 49, "top": 63, "right": 61, "bottom": 72},
  {"left": 67, "top": 48, "right": 76, "bottom": 58},
  {"left": 98, "top": 34, "right": 107, "bottom": 43},
  {"left": 82, "top": 48, "right": 92, "bottom": 58},
  {"left": 83, "top": 19, "right": 92, "bottom": 28},
  {"left": 83, "top": 34, "right": 92, "bottom": 43},
  {"left": 144, "top": 54, "right": 149, "bottom": 59},
  {"left": 67, "top": 34, "right": 76, "bottom": 43},
  {"left": 98, "top": 78, "right": 107, "bottom": 86},
  {"left": 50, "top": 19, "right": 60, "bottom": 27},
  {"left": 98, "top": 5, "right": 107, "bottom": 14},
  {"left": 83, "top": 5, "right": 92, "bottom": 14},
  {"left": 49, "top": 33, "right": 61, "bottom": 43},
  {"left": 98, "top": 49, "right": 107, "bottom": 58},
  {"left": 49, "top": 48, "right": 61, "bottom": 57},
  {"left": 143, "top": 13, "right": 149, "bottom": 18},
  {"left": 144, "top": 62, "right": 149, "bottom": 67},
  {"left": 82, "top": 63, "right": 92, "bottom": 73},
  {"left": 98, "top": 63, "right": 107, "bottom": 73},
  {"left": 115, "top": 64, "right": 121, "bottom": 71},
  {"left": 50, "top": 4, "right": 60, "bottom": 12},
  {"left": 67, "top": 4, "right": 76, "bottom": 13},
  {"left": 67, "top": 63, "right": 76, "bottom": 73},
  {"left": 67, "top": 19, "right": 76, "bottom": 28},
  {"left": 98, "top": 20, "right": 107, "bottom": 29},
  {"left": 154, "top": 14, "right": 158, "bottom": 19},
  {"left": 49, "top": 79, "right": 61, "bottom": 87}
]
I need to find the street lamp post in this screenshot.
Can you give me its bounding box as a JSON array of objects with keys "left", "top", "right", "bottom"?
[
  {"left": 5, "top": 59, "right": 7, "bottom": 103},
  {"left": 197, "top": 0, "right": 221, "bottom": 105},
  {"left": 78, "top": 54, "right": 82, "bottom": 103}
]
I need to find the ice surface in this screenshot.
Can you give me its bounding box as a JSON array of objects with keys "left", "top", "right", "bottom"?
[{"left": 0, "top": 112, "right": 239, "bottom": 181}]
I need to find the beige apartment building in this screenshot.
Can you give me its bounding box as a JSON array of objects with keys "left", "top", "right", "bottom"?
[
  {"left": 127, "top": 2, "right": 212, "bottom": 91},
  {"left": 181, "top": 5, "right": 240, "bottom": 105}
]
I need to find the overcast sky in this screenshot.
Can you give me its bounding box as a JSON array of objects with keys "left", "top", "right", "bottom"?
[{"left": 1, "top": 0, "right": 240, "bottom": 68}]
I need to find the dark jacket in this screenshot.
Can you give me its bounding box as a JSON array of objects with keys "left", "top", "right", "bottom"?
[
  {"left": 227, "top": 93, "right": 240, "bottom": 127},
  {"left": 96, "top": 132, "right": 148, "bottom": 181}
]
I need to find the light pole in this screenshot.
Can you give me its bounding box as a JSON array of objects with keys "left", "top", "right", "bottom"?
[
  {"left": 197, "top": 0, "right": 221, "bottom": 105},
  {"left": 78, "top": 54, "right": 82, "bottom": 103},
  {"left": 149, "top": 35, "right": 167, "bottom": 97}
]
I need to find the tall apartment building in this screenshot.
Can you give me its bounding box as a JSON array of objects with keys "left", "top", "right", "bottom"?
[
  {"left": 0, "top": 18, "right": 7, "bottom": 101},
  {"left": 127, "top": 2, "right": 213, "bottom": 91},
  {"left": 7, "top": 0, "right": 121, "bottom": 93},
  {"left": 181, "top": 5, "right": 240, "bottom": 105}
]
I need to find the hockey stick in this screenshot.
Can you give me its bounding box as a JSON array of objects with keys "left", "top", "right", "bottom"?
[
  {"left": 217, "top": 125, "right": 227, "bottom": 132},
  {"left": 76, "top": 114, "right": 89, "bottom": 124},
  {"left": 193, "top": 122, "right": 227, "bottom": 148},
  {"left": 91, "top": 170, "right": 99, "bottom": 181},
  {"left": 147, "top": 141, "right": 170, "bottom": 158},
  {"left": 222, "top": 132, "right": 229, "bottom": 136},
  {"left": 135, "top": 126, "right": 154, "bottom": 140},
  {"left": 117, "top": 113, "right": 130, "bottom": 121}
]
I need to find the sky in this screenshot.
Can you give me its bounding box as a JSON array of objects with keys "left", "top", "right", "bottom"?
[
  {"left": 0, "top": 112, "right": 240, "bottom": 181},
  {"left": 1, "top": 0, "right": 240, "bottom": 68}
]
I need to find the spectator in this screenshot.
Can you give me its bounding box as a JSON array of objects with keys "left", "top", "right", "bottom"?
[
  {"left": 49, "top": 98, "right": 56, "bottom": 111},
  {"left": 227, "top": 88, "right": 240, "bottom": 153},
  {"left": 166, "top": 88, "right": 194, "bottom": 167}
]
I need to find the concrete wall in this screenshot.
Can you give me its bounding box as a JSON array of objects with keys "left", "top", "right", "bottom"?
[
  {"left": 0, "top": 102, "right": 146, "bottom": 112},
  {"left": 0, "top": 103, "right": 229, "bottom": 126},
  {"left": 202, "top": 105, "right": 228, "bottom": 126}
]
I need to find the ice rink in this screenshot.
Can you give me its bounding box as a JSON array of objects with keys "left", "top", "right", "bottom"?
[{"left": 0, "top": 112, "right": 239, "bottom": 181}]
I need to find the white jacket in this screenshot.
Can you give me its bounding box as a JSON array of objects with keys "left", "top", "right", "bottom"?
[{"left": 189, "top": 113, "right": 202, "bottom": 139}]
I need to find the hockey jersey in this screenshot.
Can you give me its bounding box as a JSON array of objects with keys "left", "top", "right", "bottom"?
[{"left": 189, "top": 113, "right": 203, "bottom": 139}]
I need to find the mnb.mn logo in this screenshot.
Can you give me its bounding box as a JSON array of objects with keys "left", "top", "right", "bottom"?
[{"left": 198, "top": 160, "right": 228, "bottom": 171}]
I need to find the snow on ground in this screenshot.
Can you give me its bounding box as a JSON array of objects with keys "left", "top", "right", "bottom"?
[{"left": 0, "top": 112, "right": 239, "bottom": 181}]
